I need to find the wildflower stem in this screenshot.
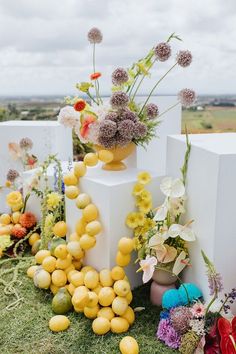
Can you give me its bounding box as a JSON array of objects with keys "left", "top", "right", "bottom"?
[
  {"left": 157, "top": 101, "right": 180, "bottom": 120},
  {"left": 131, "top": 61, "right": 154, "bottom": 101},
  {"left": 92, "top": 43, "right": 101, "bottom": 104},
  {"left": 181, "top": 128, "right": 191, "bottom": 186}
]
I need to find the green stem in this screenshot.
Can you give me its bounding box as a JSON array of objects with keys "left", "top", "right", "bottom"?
[
  {"left": 86, "top": 91, "right": 99, "bottom": 105},
  {"left": 181, "top": 129, "right": 191, "bottom": 185},
  {"left": 205, "top": 294, "right": 217, "bottom": 315},
  {"left": 22, "top": 192, "right": 31, "bottom": 213},
  {"left": 131, "top": 61, "right": 154, "bottom": 101},
  {"left": 92, "top": 43, "right": 102, "bottom": 105},
  {"left": 127, "top": 74, "right": 140, "bottom": 96},
  {"left": 157, "top": 101, "right": 180, "bottom": 120}
]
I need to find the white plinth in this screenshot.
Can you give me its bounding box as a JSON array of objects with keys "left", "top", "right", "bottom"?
[
  {"left": 65, "top": 167, "right": 163, "bottom": 289},
  {"left": 166, "top": 133, "right": 236, "bottom": 310}
]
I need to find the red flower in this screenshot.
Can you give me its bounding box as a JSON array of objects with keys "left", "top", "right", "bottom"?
[
  {"left": 19, "top": 212, "right": 37, "bottom": 229},
  {"left": 11, "top": 225, "right": 27, "bottom": 239},
  {"left": 218, "top": 317, "right": 236, "bottom": 354},
  {"left": 90, "top": 72, "right": 102, "bottom": 80},
  {"left": 204, "top": 319, "right": 221, "bottom": 354},
  {"left": 74, "top": 99, "right": 86, "bottom": 112}
]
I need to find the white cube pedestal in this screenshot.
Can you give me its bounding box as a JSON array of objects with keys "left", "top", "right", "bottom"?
[
  {"left": 65, "top": 167, "right": 163, "bottom": 289},
  {"left": 166, "top": 133, "right": 236, "bottom": 310}
]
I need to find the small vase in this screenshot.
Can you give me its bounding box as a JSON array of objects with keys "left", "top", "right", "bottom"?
[
  {"left": 94, "top": 142, "right": 135, "bottom": 171},
  {"left": 152, "top": 269, "right": 177, "bottom": 286},
  {"left": 150, "top": 281, "right": 176, "bottom": 306}
]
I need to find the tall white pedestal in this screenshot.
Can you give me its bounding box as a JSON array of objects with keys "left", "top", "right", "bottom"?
[{"left": 166, "top": 133, "right": 236, "bottom": 310}]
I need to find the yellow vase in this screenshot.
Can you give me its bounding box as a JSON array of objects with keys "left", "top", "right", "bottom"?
[{"left": 94, "top": 142, "right": 136, "bottom": 171}]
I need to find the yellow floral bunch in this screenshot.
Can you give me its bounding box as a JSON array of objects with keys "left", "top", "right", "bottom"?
[
  {"left": 6, "top": 191, "right": 23, "bottom": 211},
  {"left": 47, "top": 192, "right": 62, "bottom": 210}
]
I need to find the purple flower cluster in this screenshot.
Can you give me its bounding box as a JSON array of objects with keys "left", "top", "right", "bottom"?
[
  {"left": 154, "top": 42, "right": 171, "bottom": 62},
  {"left": 110, "top": 91, "right": 129, "bottom": 109},
  {"left": 208, "top": 272, "right": 223, "bottom": 296},
  {"left": 220, "top": 287, "right": 236, "bottom": 314},
  {"left": 112, "top": 68, "right": 129, "bottom": 86},
  {"left": 145, "top": 103, "right": 159, "bottom": 119},
  {"left": 157, "top": 319, "right": 181, "bottom": 349},
  {"left": 19, "top": 137, "right": 33, "bottom": 150},
  {"left": 6, "top": 169, "right": 19, "bottom": 182},
  {"left": 178, "top": 88, "right": 196, "bottom": 107},
  {"left": 87, "top": 27, "right": 103, "bottom": 44},
  {"left": 177, "top": 50, "right": 192, "bottom": 68}
]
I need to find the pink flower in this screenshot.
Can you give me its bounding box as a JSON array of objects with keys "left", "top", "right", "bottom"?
[
  {"left": 191, "top": 302, "right": 206, "bottom": 318},
  {"left": 139, "top": 255, "right": 157, "bottom": 283}
]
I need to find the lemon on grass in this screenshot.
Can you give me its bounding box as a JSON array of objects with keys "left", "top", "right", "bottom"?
[
  {"left": 97, "top": 149, "right": 114, "bottom": 163},
  {"left": 98, "top": 287, "right": 116, "bottom": 307},
  {"left": 79, "top": 234, "right": 96, "bottom": 250},
  {"left": 99, "top": 269, "right": 113, "bottom": 287},
  {"left": 118, "top": 237, "right": 134, "bottom": 254},
  {"left": 112, "top": 296, "right": 128, "bottom": 316},
  {"left": 69, "top": 232, "right": 80, "bottom": 242},
  {"left": 42, "top": 256, "right": 57, "bottom": 273},
  {"left": 111, "top": 317, "right": 129, "bottom": 334},
  {"left": 86, "top": 291, "right": 98, "bottom": 308},
  {"left": 116, "top": 251, "right": 131, "bottom": 267},
  {"left": 84, "top": 304, "right": 100, "bottom": 319},
  {"left": 65, "top": 186, "right": 80, "bottom": 199},
  {"left": 85, "top": 220, "right": 102, "bottom": 236},
  {"left": 72, "top": 259, "right": 82, "bottom": 270},
  {"left": 111, "top": 266, "right": 125, "bottom": 281},
  {"left": 51, "top": 270, "right": 67, "bottom": 287},
  {"left": 72, "top": 286, "right": 89, "bottom": 308},
  {"left": 64, "top": 264, "right": 75, "bottom": 276},
  {"left": 71, "top": 272, "right": 84, "bottom": 287},
  {"left": 67, "top": 241, "right": 84, "bottom": 259},
  {"left": 82, "top": 204, "right": 99, "bottom": 222},
  {"left": 122, "top": 306, "right": 135, "bottom": 325},
  {"left": 126, "top": 291, "right": 133, "bottom": 305},
  {"left": 92, "top": 317, "right": 110, "bottom": 335},
  {"left": 63, "top": 172, "right": 78, "bottom": 186},
  {"left": 66, "top": 283, "right": 75, "bottom": 296},
  {"left": 34, "top": 269, "right": 51, "bottom": 289},
  {"left": 84, "top": 270, "right": 99, "bottom": 289},
  {"left": 97, "top": 307, "right": 115, "bottom": 321},
  {"left": 113, "top": 280, "right": 130, "bottom": 297},
  {"left": 52, "top": 288, "right": 72, "bottom": 315},
  {"left": 28, "top": 232, "right": 40, "bottom": 246},
  {"left": 50, "top": 283, "right": 59, "bottom": 295},
  {"left": 53, "top": 221, "right": 67, "bottom": 238},
  {"left": 119, "top": 336, "right": 139, "bottom": 354},
  {"left": 27, "top": 265, "right": 39, "bottom": 279},
  {"left": 74, "top": 161, "right": 87, "bottom": 177},
  {"left": 84, "top": 153, "right": 98, "bottom": 167},
  {"left": 49, "top": 315, "right": 70, "bottom": 332},
  {"left": 35, "top": 250, "right": 51, "bottom": 264},
  {"left": 76, "top": 194, "right": 91, "bottom": 209},
  {"left": 67, "top": 269, "right": 78, "bottom": 283}
]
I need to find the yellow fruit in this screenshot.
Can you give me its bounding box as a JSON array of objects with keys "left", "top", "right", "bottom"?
[
  {"left": 122, "top": 306, "right": 135, "bottom": 325},
  {"left": 35, "top": 250, "right": 51, "bottom": 264},
  {"left": 118, "top": 237, "right": 134, "bottom": 254},
  {"left": 56, "top": 254, "right": 72, "bottom": 270},
  {"left": 119, "top": 336, "right": 139, "bottom": 354},
  {"left": 93, "top": 284, "right": 102, "bottom": 296},
  {"left": 84, "top": 270, "right": 99, "bottom": 289},
  {"left": 0, "top": 214, "right": 11, "bottom": 225},
  {"left": 116, "top": 252, "right": 131, "bottom": 267},
  {"left": 114, "top": 280, "right": 131, "bottom": 297},
  {"left": 69, "top": 232, "right": 80, "bottom": 242},
  {"left": 72, "top": 286, "right": 89, "bottom": 307},
  {"left": 74, "top": 304, "right": 84, "bottom": 313},
  {"left": 111, "top": 266, "right": 125, "bottom": 281},
  {"left": 67, "top": 269, "right": 78, "bottom": 282},
  {"left": 71, "top": 272, "right": 84, "bottom": 287},
  {"left": 84, "top": 304, "right": 100, "bottom": 319},
  {"left": 72, "top": 259, "right": 82, "bottom": 270},
  {"left": 42, "top": 256, "right": 57, "bottom": 273},
  {"left": 50, "top": 283, "right": 59, "bottom": 295},
  {"left": 27, "top": 265, "right": 39, "bottom": 279},
  {"left": 53, "top": 221, "right": 67, "bottom": 238},
  {"left": 65, "top": 186, "right": 80, "bottom": 199},
  {"left": 11, "top": 211, "right": 21, "bottom": 224},
  {"left": 52, "top": 288, "right": 72, "bottom": 314},
  {"left": 76, "top": 193, "right": 91, "bottom": 209},
  {"left": 31, "top": 240, "right": 41, "bottom": 255},
  {"left": 74, "top": 161, "right": 87, "bottom": 177},
  {"left": 75, "top": 218, "right": 87, "bottom": 236},
  {"left": 64, "top": 264, "right": 75, "bottom": 275},
  {"left": 82, "top": 204, "right": 98, "bottom": 222},
  {"left": 34, "top": 269, "right": 51, "bottom": 289},
  {"left": 86, "top": 291, "right": 98, "bottom": 307},
  {"left": 97, "top": 307, "right": 115, "bottom": 321},
  {"left": 98, "top": 287, "right": 116, "bottom": 306},
  {"left": 54, "top": 244, "right": 68, "bottom": 259},
  {"left": 52, "top": 270, "right": 67, "bottom": 287},
  {"left": 29, "top": 233, "right": 40, "bottom": 246},
  {"left": 85, "top": 220, "right": 102, "bottom": 236},
  {"left": 84, "top": 153, "right": 98, "bottom": 167},
  {"left": 112, "top": 296, "right": 128, "bottom": 316},
  {"left": 81, "top": 266, "right": 94, "bottom": 275},
  {"left": 79, "top": 234, "right": 96, "bottom": 250},
  {"left": 98, "top": 149, "right": 113, "bottom": 163},
  {"left": 49, "top": 315, "right": 70, "bottom": 332},
  {"left": 92, "top": 317, "right": 110, "bottom": 335},
  {"left": 63, "top": 173, "right": 78, "bottom": 186},
  {"left": 67, "top": 241, "right": 84, "bottom": 259},
  {"left": 99, "top": 269, "right": 113, "bottom": 287},
  {"left": 111, "top": 317, "right": 129, "bottom": 334},
  {"left": 126, "top": 291, "right": 133, "bottom": 305}
]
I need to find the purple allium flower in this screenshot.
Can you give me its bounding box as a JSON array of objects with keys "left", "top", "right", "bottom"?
[
  {"left": 145, "top": 103, "right": 159, "bottom": 119},
  {"left": 19, "top": 137, "right": 33, "bottom": 150},
  {"left": 176, "top": 50, "right": 192, "bottom": 67},
  {"left": 170, "top": 306, "right": 192, "bottom": 334},
  {"left": 154, "top": 42, "right": 171, "bottom": 62},
  {"left": 6, "top": 169, "right": 19, "bottom": 182},
  {"left": 99, "top": 120, "right": 117, "bottom": 138},
  {"left": 117, "top": 119, "right": 135, "bottom": 139},
  {"left": 133, "top": 122, "right": 148, "bottom": 138},
  {"left": 87, "top": 27, "right": 103, "bottom": 44},
  {"left": 208, "top": 272, "right": 223, "bottom": 296},
  {"left": 98, "top": 135, "right": 116, "bottom": 149},
  {"left": 112, "top": 67, "right": 129, "bottom": 86},
  {"left": 120, "top": 108, "right": 138, "bottom": 122},
  {"left": 178, "top": 88, "right": 196, "bottom": 107},
  {"left": 165, "top": 325, "right": 181, "bottom": 349},
  {"left": 105, "top": 111, "right": 120, "bottom": 123},
  {"left": 110, "top": 91, "right": 129, "bottom": 109},
  {"left": 115, "top": 133, "right": 131, "bottom": 147},
  {"left": 157, "top": 319, "right": 171, "bottom": 342}
]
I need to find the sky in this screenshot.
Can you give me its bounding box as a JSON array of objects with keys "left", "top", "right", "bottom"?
[{"left": 0, "top": 0, "right": 236, "bottom": 96}]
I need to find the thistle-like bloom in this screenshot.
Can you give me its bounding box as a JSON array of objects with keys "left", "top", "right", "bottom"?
[
  {"left": 112, "top": 67, "right": 129, "bottom": 86},
  {"left": 178, "top": 88, "right": 196, "bottom": 107},
  {"left": 105, "top": 111, "right": 120, "bottom": 123},
  {"left": 117, "top": 119, "right": 135, "bottom": 139},
  {"left": 6, "top": 169, "right": 19, "bottom": 182},
  {"left": 87, "top": 27, "right": 103, "bottom": 44},
  {"left": 191, "top": 303, "right": 206, "bottom": 318},
  {"left": 177, "top": 50, "right": 192, "bottom": 67},
  {"left": 154, "top": 42, "right": 171, "bottom": 61},
  {"left": 133, "top": 122, "right": 148, "bottom": 138},
  {"left": 145, "top": 103, "right": 159, "bottom": 119},
  {"left": 110, "top": 91, "right": 129, "bottom": 109},
  {"left": 19, "top": 137, "right": 33, "bottom": 150},
  {"left": 98, "top": 135, "right": 116, "bottom": 149},
  {"left": 120, "top": 109, "right": 137, "bottom": 122},
  {"left": 115, "top": 132, "right": 131, "bottom": 147},
  {"left": 99, "top": 120, "right": 117, "bottom": 138}
]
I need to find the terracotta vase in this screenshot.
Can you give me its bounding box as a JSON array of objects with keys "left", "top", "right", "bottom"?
[
  {"left": 94, "top": 142, "right": 135, "bottom": 171},
  {"left": 150, "top": 281, "right": 176, "bottom": 306},
  {"left": 152, "top": 269, "right": 177, "bottom": 286}
]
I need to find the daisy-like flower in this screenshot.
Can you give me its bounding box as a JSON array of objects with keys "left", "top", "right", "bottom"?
[
  {"left": 139, "top": 189, "right": 152, "bottom": 202},
  {"left": 47, "top": 192, "right": 62, "bottom": 210},
  {"left": 112, "top": 67, "right": 129, "bottom": 86},
  {"left": 126, "top": 212, "right": 139, "bottom": 229},
  {"left": 178, "top": 88, "right": 196, "bottom": 107},
  {"left": 132, "top": 183, "right": 144, "bottom": 196},
  {"left": 138, "top": 199, "right": 152, "bottom": 214},
  {"left": 176, "top": 50, "right": 192, "bottom": 68},
  {"left": 87, "top": 27, "right": 103, "bottom": 44},
  {"left": 137, "top": 171, "right": 151, "bottom": 185},
  {"left": 154, "top": 42, "right": 171, "bottom": 62},
  {"left": 191, "top": 303, "right": 205, "bottom": 318},
  {"left": 139, "top": 255, "right": 157, "bottom": 283},
  {"left": 136, "top": 212, "right": 145, "bottom": 226}
]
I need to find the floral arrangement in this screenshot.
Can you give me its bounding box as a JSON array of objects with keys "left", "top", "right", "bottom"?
[
  {"left": 156, "top": 251, "right": 236, "bottom": 354},
  {"left": 8, "top": 137, "right": 38, "bottom": 171},
  {"left": 58, "top": 28, "right": 196, "bottom": 150}
]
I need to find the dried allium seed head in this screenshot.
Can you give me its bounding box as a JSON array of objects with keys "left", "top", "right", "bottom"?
[
  {"left": 154, "top": 42, "right": 171, "bottom": 62},
  {"left": 170, "top": 306, "right": 193, "bottom": 335},
  {"left": 145, "top": 103, "right": 159, "bottom": 119},
  {"left": 87, "top": 27, "right": 103, "bottom": 44},
  {"left": 110, "top": 91, "right": 129, "bottom": 109},
  {"left": 112, "top": 67, "right": 129, "bottom": 86},
  {"left": 176, "top": 50, "right": 192, "bottom": 67},
  {"left": 99, "top": 120, "right": 117, "bottom": 138},
  {"left": 6, "top": 169, "right": 19, "bottom": 182},
  {"left": 117, "top": 119, "right": 135, "bottom": 139},
  {"left": 178, "top": 88, "right": 196, "bottom": 107}
]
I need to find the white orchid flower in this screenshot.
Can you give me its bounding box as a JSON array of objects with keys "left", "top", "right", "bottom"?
[
  {"left": 160, "top": 177, "right": 185, "bottom": 198},
  {"left": 153, "top": 198, "right": 168, "bottom": 221},
  {"left": 168, "top": 221, "right": 196, "bottom": 242}
]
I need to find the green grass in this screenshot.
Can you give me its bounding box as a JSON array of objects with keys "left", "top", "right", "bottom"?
[{"left": 0, "top": 260, "right": 177, "bottom": 354}]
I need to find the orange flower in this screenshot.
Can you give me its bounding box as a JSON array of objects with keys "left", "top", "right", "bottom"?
[
  {"left": 11, "top": 225, "right": 27, "bottom": 239},
  {"left": 80, "top": 115, "right": 97, "bottom": 138},
  {"left": 19, "top": 212, "right": 37, "bottom": 229},
  {"left": 74, "top": 99, "right": 86, "bottom": 112},
  {"left": 90, "top": 72, "right": 102, "bottom": 80}
]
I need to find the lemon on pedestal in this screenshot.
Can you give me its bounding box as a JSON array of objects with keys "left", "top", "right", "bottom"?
[
  {"left": 51, "top": 270, "right": 67, "bottom": 287},
  {"left": 116, "top": 252, "right": 131, "bottom": 267},
  {"left": 111, "top": 266, "right": 125, "bottom": 281},
  {"left": 67, "top": 241, "right": 84, "bottom": 259},
  {"left": 113, "top": 280, "right": 130, "bottom": 297},
  {"left": 84, "top": 153, "right": 98, "bottom": 167},
  {"left": 118, "top": 237, "right": 134, "bottom": 254},
  {"left": 82, "top": 204, "right": 99, "bottom": 222},
  {"left": 74, "top": 161, "right": 87, "bottom": 177},
  {"left": 76, "top": 193, "right": 91, "bottom": 209},
  {"left": 65, "top": 186, "right": 80, "bottom": 199},
  {"left": 85, "top": 220, "right": 102, "bottom": 236},
  {"left": 75, "top": 218, "right": 87, "bottom": 236},
  {"left": 97, "top": 149, "right": 114, "bottom": 163},
  {"left": 53, "top": 221, "right": 67, "bottom": 238},
  {"left": 63, "top": 173, "right": 78, "bottom": 186},
  {"left": 99, "top": 269, "right": 113, "bottom": 287},
  {"left": 79, "top": 234, "right": 96, "bottom": 250}
]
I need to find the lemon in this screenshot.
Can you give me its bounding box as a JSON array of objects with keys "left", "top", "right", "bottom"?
[
  {"left": 118, "top": 237, "right": 134, "bottom": 254},
  {"left": 84, "top": 304, "right": 100, "bottom": 319},
  {"left": 92, "top": 317, "right": 110, "bottom": 335},
  {"left": 113, "top": 280, "right": 130, "bottom": 297},
  {"left": 74, "top": 161, "right": 87, "bottom": 177},
  {"left": 86, "top": 291, "right": 98, "bottom": 307},
  {"left": 84, "top": 270, "right": 99, "bottom": 289},
  {"left": 116, "top": 252, "right": 131, "bottom": 267},
  {"left": 82, "top": 204, "right": 98, "bottom": 222},
  {"left": 52, "top": 270, "right": 67, "bottom": 287},
  {"left": 84, "top": 153, "right": 98, "bottom": 167},
  {"left": 72, "top": 259, "right": 82, "bottom": 270},
  {"left": 49, "top": 315, "right": 70, "bottom": 332},
  {"left": 0, "top": 214, "right": 11, "bottom": 225},
  {"left": 72, "top": 286, "right": 89, "bottom": 307},
  {"left": 65, "top": 186, "right": 80, "bottom": 199},
  {"left": 42, "top": 256, "right": 57, "bottom": 273},
  {"left": 28, "top": 232, "right": 40, "bottom": 246},
  {"left": 126, "top": 291, "right": 133, "bottom": 305},
  {"left": 76, "top": 193, "right": 91, "bottom": 209},
  {"left": 67, "top": 241, "right": 84, "bottom": 259},
  {"left": 65, "top": 264, "right": 75, "bottom": 275},
  {"left": 80, "top": 234, "right": 96, "bottom": 250},
  {"left": 112, "top": 296, "right": 128, "bottom": 316},
  {"left": 75, "top": 218, "right": 87, "bottom": 236},
  {"left": 119, "top": 336, "right": 139, "bottom": 354},
  {"left": 49, "top": 238, "right": 66, "bottom": 256},
  {"left": 34, "top": 268, "right": 51, "bottom": 289},
  {"left": 63, "top": 173, "right": 78, "bottom": 186},
  {"left": 93, "top": 284, "right": 102, "bottom": 296},
  {"left": 74, "top": 304, "right": 84, "bottom": 313},
  {"left": 69, "top": 232, "right": 80, "bottom": 242},
  {"left": 50, "top": 283, "right": 59, "bottom": 295},
  {"left": 53, "top": 221, "right": 67, "bottom": 238},
  {"left": 67, "top": 269, "right": 78, "bottom": 282},
  {"left": 31, "top": 240, "right": 41, "bottom": 255},
  {"left": 122, "top": 306, "right": 135, "bottom": 325},
  {"left": 54, "top": 244, "right": 68, "bottom": 259},
  {"left": 66, "top": 283, "right": 75, "bottom": 296},
  {"left": 35, "top": 250, "right": 51, "bottom": 264},
  {"left": 99, "top": 269, "right": 113, "bottom": 287},
  {"left": 111, "top": 317, "right": 129, "bottom": 334},
  {"left": 52, "top": 287, "right": 72, "bottom": 314},
  {"left": 11, "top": 211, "right": 21, "bottom": 224},
  {"left": 27, "top": 265, "right": 39, "bottom": 279},
  {"left": 98, "top": 287, "right": 116, "bottom": 306},
  {"left": 111, "top": 266, "right": 125, "bottom": 281},
  {"left": 97, "top": 149, "right": 113, "bottom": 163},
  {"left": 81, "top": 266, "right": 94, "bottom": 274},
  {"left": 97, "top": 307, "right": 115, "bottom": 321},
  {"left": 71, "top": 272, "right": 84, "bottom": 287},
  {"left": 56, "top": 254, "right": 72, "bottom": 270}
]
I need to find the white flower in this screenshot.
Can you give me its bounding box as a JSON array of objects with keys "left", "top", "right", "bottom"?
[
  {"left": 160, "top": 177, "right": 185, "bottom": 198},
  {"left": 172, "top": 251, "right": 190, "bottom": 275},
  {"left": 148, "top": 233, "right": 165, "bottom": 248},
  {"left": 190, "top": 319, "right": 205, "bottom": 336},
  {"left": 58, "top": 106, "right": 80, "bottom": 128},
  {"left": 153, "top": 198, "right": 168, "bottom": 221},
  {"left": 168, "top": 197, "right": 186, "bottom": 217},
  {"left": 92, "top": 104, "right": 111, "bottom": 121},
  {"left": 168, "top": 222, "right": 196, "bottom": 242},
  {"left": 139, "top": 255, "right": 157, "bottom": 283}
]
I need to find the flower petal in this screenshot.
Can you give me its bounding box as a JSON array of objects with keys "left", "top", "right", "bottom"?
[
  {"left": 154, "top": 200, "right": 168, "bottom": 221},
  {"left": 168, "top": 224, "right": 182, "bottom": 238},
  {"left": 180, "top": 227, "right": 196, "bottom": 242},
  {"left": 170, "top": 179, "right": 185, "bottom": 198},
  {"left": 172, "top": 251, "right": 187, "bottom": 275}
]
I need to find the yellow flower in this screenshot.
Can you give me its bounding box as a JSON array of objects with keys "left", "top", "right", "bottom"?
[
  {"left": 6, "top": 191, "right": 23, "bottom": 211},
  {"left": 137, "top": 171, "right": 151, "bottom": 185},
  {"left": 5, "top": 181, "right": 12, "bottom": 188},
  {"left": 126, "top": 212, "right": 139, "bottom": 229},
  {"left": 47, "top": 192, "right": 62, "bottom": 210},
  {"left": 138, "top": 199, "right": 152, "bottom": 214},
  {"left": 44, "top": 214, "right": 54, "bottom": 236},
  {"left": 132, "top": 183, "right": 144, "bottom": 196},
  {"left": 140, "top": 189, "right": 152, "bottom": 201},
  {"left": 136, "top": 212, "right": 145, "bottom": 226}
]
